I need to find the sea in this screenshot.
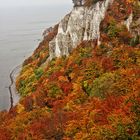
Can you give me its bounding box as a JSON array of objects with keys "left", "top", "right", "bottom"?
[{"left": 0, "top": 4, "right": 72, "bottom": 111}]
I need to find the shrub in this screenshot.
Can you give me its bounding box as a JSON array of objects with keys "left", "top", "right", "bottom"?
[
  {"left": 130, "top": 35, "right": 140, "bottom": 47},
  {"left": 34, "top": 68, "right": 44, "bottom": 80}
]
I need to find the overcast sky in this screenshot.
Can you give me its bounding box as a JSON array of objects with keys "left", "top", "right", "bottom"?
[{"left": 0, "top": 0, "right": 72, "bottom": 7}]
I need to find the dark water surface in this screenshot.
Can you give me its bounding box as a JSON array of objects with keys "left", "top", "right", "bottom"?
[{"left": 0, "top": 4, "right": 72, "bottom": 111}]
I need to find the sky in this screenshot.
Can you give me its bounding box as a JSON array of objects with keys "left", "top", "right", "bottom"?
[{"left": 0, "top": 0, "right": 72, "bottom": 7}]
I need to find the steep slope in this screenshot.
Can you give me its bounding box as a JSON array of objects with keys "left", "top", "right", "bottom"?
[
  {"left": 49, "top": 0, "right": 113, "bottom": 59},
  {"left": 0, "top": 0, "right": 140, "bottom": 139}
]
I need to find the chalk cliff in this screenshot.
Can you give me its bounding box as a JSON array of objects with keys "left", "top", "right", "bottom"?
[
  {"left": 49, "top": 0, "right": 113, "bottom": 59},
  {"left": 44, "top": 0, "right": 140, "bottom": 61}
]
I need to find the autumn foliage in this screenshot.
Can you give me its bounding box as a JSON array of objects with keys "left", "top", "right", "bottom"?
[{"left": 0, "top": 0, "right": 140, "bottom": 139}]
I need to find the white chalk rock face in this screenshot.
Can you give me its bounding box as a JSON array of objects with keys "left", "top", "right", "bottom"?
[
  {"left": 124, "top": 13, "right": 133, "bottom": 31},
  {"left": 49, "top": 0, "right": 113, "bottom": 60}
]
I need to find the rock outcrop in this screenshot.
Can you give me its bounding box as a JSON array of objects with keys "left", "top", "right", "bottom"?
[
  {"left": 130, "top": 1, "right": 140, "bottom": 37},
  {"left": 49, "top": 0, "right": 113, "bottom": 60}
]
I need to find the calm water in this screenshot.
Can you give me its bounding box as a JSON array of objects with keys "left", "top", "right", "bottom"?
[{"left": 0, "top": 4, "right": 72, "bottom": 111}]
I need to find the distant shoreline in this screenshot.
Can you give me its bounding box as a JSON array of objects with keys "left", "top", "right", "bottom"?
[{"left": 8, "top": 65, "right": 21, "bottom": 110}]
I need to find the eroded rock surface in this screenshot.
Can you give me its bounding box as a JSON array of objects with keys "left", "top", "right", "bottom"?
[{"left": 49, "top": 0, "right": 113, "bottom": 60}]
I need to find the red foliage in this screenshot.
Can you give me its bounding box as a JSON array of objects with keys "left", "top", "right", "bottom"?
[
  {"left": 60, "top": 82, "right": 73, "bottom": 94},
  {"left": 22, "top": 96, "right": 34, "bottom": 111},
  {"left": 94, "top": 96, "right": 124, "bottom": 125},
  {"left": 0, "top": 128, "right": 11, "bottom": 140},
  {"left": 101, "top": 57, "right": 115, "bottom": 71}
]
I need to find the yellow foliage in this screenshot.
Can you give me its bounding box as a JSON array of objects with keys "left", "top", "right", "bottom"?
[
  {"left": 64, "top": 101, "right": 74, "bottom": 111},
  {"left": 73, "top": 83, "right": 81, "bottom": 91},
  {"left": 58, "top": 76, "right": 68, "bottom": 82},
  {"left": 17, "top": 103, "right": 25, "bottom": 114},
  {"left": 126, "top": 0, "right": 136, "bottom": 3},
  {"left": 69, "top": 73, "right": 75, "bottom": 80}
]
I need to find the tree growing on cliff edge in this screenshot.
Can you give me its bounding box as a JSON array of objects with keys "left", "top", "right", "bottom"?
[
  {"left": 72, "top": 0, "right": 83, "bottom": 6},
  {"left": 72, "top": 0, "right": 105, "bottom": 7}
]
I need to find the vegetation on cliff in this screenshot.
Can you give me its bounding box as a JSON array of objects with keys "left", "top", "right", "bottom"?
[{"left": 0, "top": 0, "right": 139, "bottom": 139}]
